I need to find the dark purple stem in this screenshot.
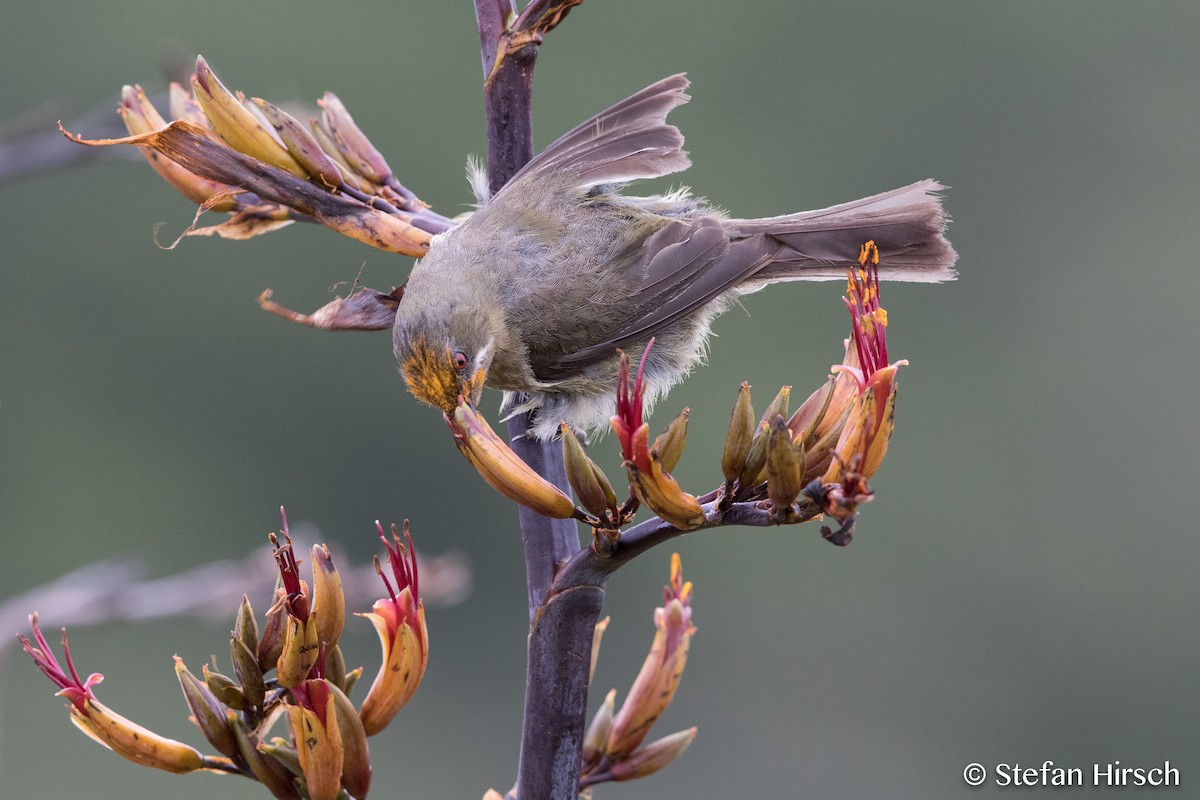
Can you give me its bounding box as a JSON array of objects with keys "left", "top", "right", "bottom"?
[{"left": 472, "top": 5, "right": 593, "bottom": 800}]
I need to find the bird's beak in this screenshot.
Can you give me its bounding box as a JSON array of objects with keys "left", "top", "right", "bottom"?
[{"left": 462, "top": 366, "right": 487, "bottom": 408}]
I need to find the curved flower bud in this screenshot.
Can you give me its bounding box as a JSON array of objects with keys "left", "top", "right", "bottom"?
[
  {"left": 610, "top": 727, "right": 697, "bottom": 782},
  {"left": 193, "top": 56, "right": 306, "bottom": 178},
  {"left": 174, "top": 656, "right": 237, "bottom": 758},
  {"left": 310, "top": 543, "right": 345, "bottom": 649},
  {"left": 624, "top": 423, "right": 705, "bottom": 530},
  {"left": 251, "top": 97, "right": 344, "bottom": 190},
  {"left": 582, "top": 688, "right": 616, "bottom": 766},
  {"left": 766, "top": 415, "right": 804, "bottom": 517},
  {"left": 18, "top": 614, "right": 205, "bottom": 774},
  {"left": 606, "top": 554, "right": 695, "bottom": 760},
  {"left": 561, "top": 422, "right": 610, "bottom": 520},
  {"left": 358, "top": 521, "right": 429, "bottom": 736},
  {"left": 721, "top": 382, "right": 755, "bottom": 484},
  {"left": 651, "top": 408, "right": 690, "bottom": 474},
  {"left": 737, "top": 385, "right": 791, "bottom": 490},
  {"left": 230, "top": 635, "right": 266, "bottom": 711},
  {"left": 447, "top": 399, "right": 577, "bottom": 519},
  {"left": 317, "top": 92, "right": 395, "bottom": 187},
  {"left": 286, "top": 679, "right": 343, "bottom": 800}
]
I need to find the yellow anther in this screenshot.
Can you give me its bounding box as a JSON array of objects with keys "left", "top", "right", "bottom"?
[{"left": 858, "top": 240, "right": 878, "bottom": 266}]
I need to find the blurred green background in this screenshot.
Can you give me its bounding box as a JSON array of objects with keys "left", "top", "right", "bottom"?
[{"left": 2, "top": 1, "right": 1197, "bottom": 798}]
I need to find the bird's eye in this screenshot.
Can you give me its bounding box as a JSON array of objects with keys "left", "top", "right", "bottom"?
[{"left": 453, "top": 351, "right": 469, "bottom": 370}]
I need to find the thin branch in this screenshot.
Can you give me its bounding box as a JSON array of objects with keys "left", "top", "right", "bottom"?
[{"left": 555, "top": 500, "right": 823, "bottom": 591}]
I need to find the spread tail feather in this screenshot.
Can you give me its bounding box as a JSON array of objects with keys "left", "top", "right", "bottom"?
[{"left": 727, "top": 180, "right": 957, "bottom": 284}]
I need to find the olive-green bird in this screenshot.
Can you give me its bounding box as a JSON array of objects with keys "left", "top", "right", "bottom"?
[{"left": 393, "top": 75, "right": 956, "bottom": 440}]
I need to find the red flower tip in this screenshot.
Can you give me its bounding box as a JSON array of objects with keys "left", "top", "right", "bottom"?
[
  {"left": 270, "top": 507, "right": 309, "bottom": 620},
  {"left": 844, "top": 242, "right": 889, "bottom": 387},
  {"left": 375, "top": 520, "right": 419, "bottom": 606},
  {"left": 18, "top": 613, "right": 101, "bottom": 713},
  {"left": 614, "top": 339, "right": 655, "bottom": 461}
]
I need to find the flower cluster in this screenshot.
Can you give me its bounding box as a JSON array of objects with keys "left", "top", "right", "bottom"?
[
  {"left": 19, "top": 510, "right": 429, "bottom": 800},
  {"left": 451, "top": 240, "right": 906, "bottom": 548},
  {"left": 63, "top": 56, "right": 451, "bottom": 254},
  {"left": 579, "top": 553, "right": 698, "bottom": 787}
]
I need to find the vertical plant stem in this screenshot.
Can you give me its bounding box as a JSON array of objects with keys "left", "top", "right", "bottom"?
[{"left": 472, "top": 5, "right": 597, "bottom": 799}]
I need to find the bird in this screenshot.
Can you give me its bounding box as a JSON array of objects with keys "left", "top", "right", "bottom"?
[{"left": 392, "top": 74, "right": 956, "bottom": 441}]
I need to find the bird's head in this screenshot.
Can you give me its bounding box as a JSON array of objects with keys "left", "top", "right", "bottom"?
[{"left": 393, "top": 299, "right": 496, "bottom": 413}]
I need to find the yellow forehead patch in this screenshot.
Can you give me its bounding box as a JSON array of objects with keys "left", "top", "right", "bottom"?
[{"left": 402, "top": 336, "right": 460, "bottom": 411}]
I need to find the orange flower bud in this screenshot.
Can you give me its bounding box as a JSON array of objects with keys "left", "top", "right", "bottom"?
[
  {"left": 19, "top": 615, "right": 206, "bottom": 774},
  {"left": 358, "top": 521, "right": 429, "bottom": 736},
  {"left": 606, "top": 554, "right": 695, "bottom": 760}
]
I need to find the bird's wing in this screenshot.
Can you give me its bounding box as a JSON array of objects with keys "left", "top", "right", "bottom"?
[
  {"left": 500, "top": 74, "right": 693, "bottom": 192},
  {"left": 534, "top": 180, "right": 956, "bottom": 381},
  {"left": 534, "top": 217, "right": 779, "bottom": 380}
]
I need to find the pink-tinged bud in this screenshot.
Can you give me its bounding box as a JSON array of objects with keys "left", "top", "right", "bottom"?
[
  {"left": 610, "top": 347, "right": 647, "bottom": 468},
  {"left": 286, "top": 679, "right": 343, "bottom": 800},
  {"left": 606, "top": 555, "right": 695, "bottom": 760},
  {"left": 358, "top": 521, "right": 429, "bottom": 736},
  {"left": 251, "top": 97, "right": 345, "bottom": 190},
  {"left": 610, "top": 727, "right": 697, "bottom": 781},
  {"left": 787, "top": 376, "right": 836, "bottom": 447},
  {"left": 18, "top": 614, "right": 205, "bottom": 773},
  {"left": 317, "top": 92, "right": 394, "bottom": 186},
  {"left": 174, "top": 656, "right": 237, "bottom": 758},
  {"left": 310, "top": 543, "right": 345, "bottom": 649}
]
